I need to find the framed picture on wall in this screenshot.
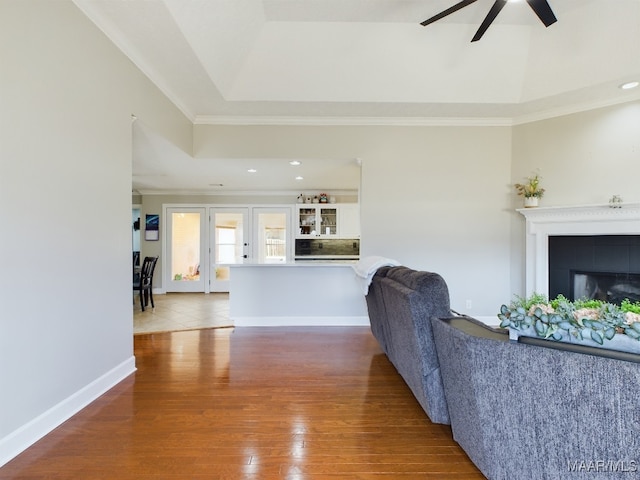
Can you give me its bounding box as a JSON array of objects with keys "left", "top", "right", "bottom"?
[{"left": 145, "top": 214, "right": 159, "bottom": 241}]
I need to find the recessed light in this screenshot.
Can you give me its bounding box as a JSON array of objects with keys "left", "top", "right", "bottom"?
[
  {"left": 247, "top": 168, "right": 257, "bottom": 173},
  {"left": 289, "top": 161, "right": 301, "bottom": 166},
  {"left": 620, "top": 81, "right": 639, "bottom": 90},
  {"left": 295, "top": 176, "right": 304, "bottom": 180}
]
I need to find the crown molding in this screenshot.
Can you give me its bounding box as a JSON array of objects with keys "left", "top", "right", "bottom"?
[
  {"left": 511, "top": 93, "right": 640, "bottom": 126},
  {"left": 193, "top": 94, "right": 640, "bottom": 127},
  {"left": 193, "top": 115, "right": 513, "bottom": 127},
  {"left": 133, "top": 189, "right": 358, "bottom": 196}
]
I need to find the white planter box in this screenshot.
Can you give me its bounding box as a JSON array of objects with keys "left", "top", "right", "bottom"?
[{"left": 509, "top": 325, "right": 640, "bottom": 355}]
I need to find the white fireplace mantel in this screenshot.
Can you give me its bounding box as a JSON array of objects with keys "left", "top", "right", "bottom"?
[{"left": 518, "top": 203, "right": 640, "bottom": 296}]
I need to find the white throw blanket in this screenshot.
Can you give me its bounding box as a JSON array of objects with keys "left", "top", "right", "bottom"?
[{"left": 353, "top": 255, "right": 401, "bottom": 295}]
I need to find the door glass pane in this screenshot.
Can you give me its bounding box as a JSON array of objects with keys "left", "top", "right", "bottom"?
[
  {"left": 216, "top": 227, "right": 236, "bottom": 263},
  {"left": 256, "top": 212, "right": 287, "bottom": 263},
  {"left": 171, "top": 212, "right": 201, "bottom": 281},
  {"left": 214, "top": 213, "right": 245, "bottom": 263}
]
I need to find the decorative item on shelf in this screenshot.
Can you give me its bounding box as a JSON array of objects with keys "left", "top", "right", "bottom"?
[
  {"left": 305, "top": 196, "right": 312, "bottom": 204},
  {"left": 312, "top": 195, "right": 319, "bottom": 203},
  {"left": 297, "top": 193, "right": 304, "bottom": 204},
  {"left": 319, "top": 193, "right": 328, "bottom": 203},
  {"left": 497, "top": 293, "right": 640, "bottom": 354},
  {"left": 609, "top": 195, "right": 623, "bottom": 208},
  {"left": 515, "top": 171, "right": 545, "bottom": 208},
  {"left": 329, "top": 196, "right": 336, "bottom": 204}
]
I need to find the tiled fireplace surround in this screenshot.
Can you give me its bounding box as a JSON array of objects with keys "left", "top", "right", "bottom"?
[{"left": 519, "top": 203, "right": 640, "bottom": 297}]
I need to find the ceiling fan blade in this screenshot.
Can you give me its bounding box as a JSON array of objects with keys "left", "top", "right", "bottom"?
[
  {"left": 421, "top": 0, "right": 479, "bottom": 26},
  {"left": 526, "top": 0, "right": 557, "bottom": 27},
  {"left": 471, "top": 0, "right": 507, "bottom": 42}
]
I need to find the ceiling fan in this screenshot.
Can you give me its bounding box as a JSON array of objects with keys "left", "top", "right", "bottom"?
[{"left": 421, "top": 0, "right": 557, "bottom": 42}]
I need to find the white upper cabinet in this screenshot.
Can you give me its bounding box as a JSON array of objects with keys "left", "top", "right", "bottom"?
[
  {"left": 296, "top": 204, "right": 359, "bottom": 238},
  {"left": 338, "top": 204, "right": 360, "bottom": 238}
]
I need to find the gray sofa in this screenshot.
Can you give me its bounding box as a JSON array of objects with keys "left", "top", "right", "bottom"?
[
  {"left": 365, "top": 266, "right": 452, "bottom": 425},
  {"left": 366, "top": 265, "right": 640, "bottom": 479},
  {"left": 431, "top": 316, "right": 640, "bottom": 480}
]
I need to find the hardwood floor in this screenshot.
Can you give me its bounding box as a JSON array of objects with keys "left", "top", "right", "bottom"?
[{"left": 0, "top": 327, "right": 484, "bottom": 479}]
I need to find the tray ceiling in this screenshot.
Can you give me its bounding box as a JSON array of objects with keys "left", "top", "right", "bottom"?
[{"left": 73, "top": 0, "right": 640, "bottom": 193}]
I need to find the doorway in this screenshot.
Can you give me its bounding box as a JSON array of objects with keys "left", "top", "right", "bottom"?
[
  {"left": 162, "top": 205, "right": 292, "bottom": 293},
  {"left": 165, "top": 207, "right": 207, "bottom": 292},
  {"left": 210, "top": 208, "right": 249, "bottom": 292},
  {"left": 252, "top": 207, "right": 292, "bottom": 263}
]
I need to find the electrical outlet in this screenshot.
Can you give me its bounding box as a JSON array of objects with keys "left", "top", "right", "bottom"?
[{"left": 466, "top": 299, "right": 473, "bottom": 309}]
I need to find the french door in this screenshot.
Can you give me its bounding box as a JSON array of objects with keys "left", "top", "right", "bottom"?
[
  {"left": 210, "top": 208, "right": 249, "bottom": 292},
  {"left": 252, "top": 207, "right": 292, "bottom": 263},
  {"left": 165, "top": 207, "right": 206, "bottom": 292}
]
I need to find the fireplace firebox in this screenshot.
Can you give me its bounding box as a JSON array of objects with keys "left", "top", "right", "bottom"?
[
  {"left": 549, "top": 235, "right": 640, "bottom": 303},
  {"left": 571, "top": 271, "right": 640, "bottom": 304}
]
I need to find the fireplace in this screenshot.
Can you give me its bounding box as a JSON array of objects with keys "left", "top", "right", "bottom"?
[
  {"left": 518, "top": 203, "right": 640, "bottom": 297},
  {"left": 548, "top": 234, "right": 640, "bottom": 302}
]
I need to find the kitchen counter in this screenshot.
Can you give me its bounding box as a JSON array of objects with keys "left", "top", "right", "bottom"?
[
  {"left": 229, "top": 262, "right": 368, "bottom": 326},
  {"left": 231, "top": 260, "right": 358, "bottom": 267}
]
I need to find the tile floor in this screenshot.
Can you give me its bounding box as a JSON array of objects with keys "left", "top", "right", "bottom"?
[{"left": 133, "top": 292, "right": 232, "bottom": 335}]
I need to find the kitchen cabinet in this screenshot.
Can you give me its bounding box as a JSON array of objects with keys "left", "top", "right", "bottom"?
[
  {"left": 296, "top": 204, "right": 359, "bottom": 238},
  {"left": 297, "top": 205, "right": 337, "bottom": 237},
  {"left": 338, "top": 204, "right": 360, "bottom": 238}
]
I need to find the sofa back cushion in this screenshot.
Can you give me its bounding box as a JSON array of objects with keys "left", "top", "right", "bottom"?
[{"left": 369, "top": 266, "right": 452, "bottom": 424}]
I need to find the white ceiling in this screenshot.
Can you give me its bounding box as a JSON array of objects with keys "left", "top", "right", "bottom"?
[
  {"left": 73, "top": 0, "right": 640, "bottom": 194},
  {"left": 132, "top": 120, "right": 362, "bottom": 194}
]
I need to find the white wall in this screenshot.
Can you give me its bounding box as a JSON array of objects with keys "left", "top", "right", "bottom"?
[
  {"left": 0, "top": 1, "right": 190, "bottom": 465},
  {"left": 360, "top": 126, "right": 513, "bottom": 316},
  {"left": 512, "top": 102, "right": 640, "bottom": 206},
  {"left": 194, "top": 124, "right": 513, "bottom": 315},
  {"left": 510, "top": 101, "right": 640, "bottom": 295}
]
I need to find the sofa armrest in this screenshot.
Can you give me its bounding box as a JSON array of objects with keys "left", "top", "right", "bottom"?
[{"left": 431, "top": 316, "right": 640, "bottom": 480}]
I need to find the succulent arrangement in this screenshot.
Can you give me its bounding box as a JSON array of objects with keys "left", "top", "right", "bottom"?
[{"left": 498, "top": 294, "right": 640, "bottom": 346}]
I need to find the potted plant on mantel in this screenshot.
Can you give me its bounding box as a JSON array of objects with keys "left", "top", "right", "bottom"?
[{"left": 515, "top": 172, "right": 545, "bottom": 207}]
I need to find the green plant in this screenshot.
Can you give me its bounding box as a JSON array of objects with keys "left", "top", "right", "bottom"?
[
  {"left": 510, "top": 292, "right": 548, "bottom": 310},
  {"left": 621, "top": 299, "right": 640, "bottom": 314},
  {"left": 497, "top": 293, "right": 640, "bottom": 347},
  {"left": 573, "top": 298, "right": 605, "bottom": 309},
  {"left": 514, "top": 173, "right": 545, "bottom": 198}
]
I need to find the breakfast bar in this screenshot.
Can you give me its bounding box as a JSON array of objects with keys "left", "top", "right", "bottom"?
[{"left": 229, "top": 262, "right": 368, "bottom": 326}]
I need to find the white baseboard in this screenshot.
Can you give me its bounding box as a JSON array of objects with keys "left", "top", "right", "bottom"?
[
  {"left": 232, "top": 316, "right": 370, "bottom": 327},
  {"left": 0, "top": 356, "right": 136, "bottom": 467}
]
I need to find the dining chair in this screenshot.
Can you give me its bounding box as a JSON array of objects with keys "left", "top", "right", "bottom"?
[{"left": 134, "top": 256, "right": 158, "bottom": 311}]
